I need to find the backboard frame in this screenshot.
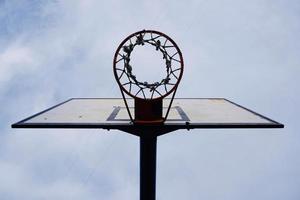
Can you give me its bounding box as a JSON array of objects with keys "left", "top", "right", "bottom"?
[{"left": 11, "top": 98, "right": 284, "bottom": 136}]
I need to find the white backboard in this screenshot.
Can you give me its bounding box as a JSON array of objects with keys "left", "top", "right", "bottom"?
[{"left": 12, "top": 98, "right": 283, "bottom": 130}]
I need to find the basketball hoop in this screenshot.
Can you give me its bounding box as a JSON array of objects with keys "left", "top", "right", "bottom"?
[
  {"left": 12, "top": 29, "right": 283, "bottom": 200},
  {"left": 113, "top": 30, "right": 184, "bottom": 124}
]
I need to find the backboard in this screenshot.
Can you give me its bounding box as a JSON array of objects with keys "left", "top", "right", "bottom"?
[{"left": 12, "top": 98, "right": 283, "bottom": 135}]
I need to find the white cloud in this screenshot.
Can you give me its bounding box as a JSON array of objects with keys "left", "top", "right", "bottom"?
[
  {"left": 0, "top": 44, "right": 37, "bottom": 83},
  {"left": 1, "top": 0, "right": 299, "bottom": 200}
]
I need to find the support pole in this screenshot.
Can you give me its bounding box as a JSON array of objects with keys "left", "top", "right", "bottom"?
[{"left": 140, "top": 136, "right": 157, "bottom": 200}]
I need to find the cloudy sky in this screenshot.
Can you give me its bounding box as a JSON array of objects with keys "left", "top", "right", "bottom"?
[{"left": 0, "top": 0, "right": 299, "bottom": 199}]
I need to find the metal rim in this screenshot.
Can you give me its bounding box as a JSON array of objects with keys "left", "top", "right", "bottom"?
[{"left": 113, "top": 30, "right": 184, "bottom": 100}]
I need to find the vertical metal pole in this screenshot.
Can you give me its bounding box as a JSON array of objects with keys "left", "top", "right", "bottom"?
[{"left": 140, "top": 135, "right": 157, "bottom": 200}]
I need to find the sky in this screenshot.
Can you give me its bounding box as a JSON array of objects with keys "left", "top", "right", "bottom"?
[{"left": 0, "top": 0, "right": 299, "bottom": 199}]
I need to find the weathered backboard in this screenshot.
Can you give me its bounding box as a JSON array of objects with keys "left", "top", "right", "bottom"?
[{"left": 12, "top": 98, "right": 283, "bottom": 132}]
